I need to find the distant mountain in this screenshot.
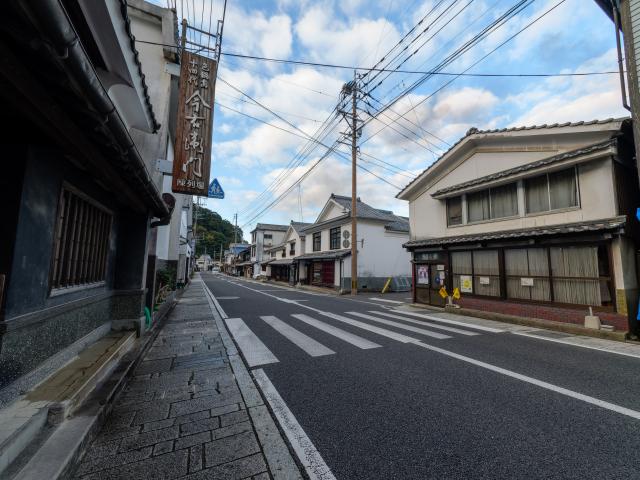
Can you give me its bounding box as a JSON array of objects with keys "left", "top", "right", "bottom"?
[{"left": 193, "top": 205, "right": 244, "bottom": 258}]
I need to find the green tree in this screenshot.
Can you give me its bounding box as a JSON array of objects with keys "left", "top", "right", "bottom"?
[{"left": 192, "top": 205, "right": 244, "bottom": 257}]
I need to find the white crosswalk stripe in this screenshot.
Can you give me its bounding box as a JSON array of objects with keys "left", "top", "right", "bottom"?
[
  {"left": 291, "top": 314, "right": 381, "bottom": 349},
  {"left": 261, "top": 316, "right": 335, "bottom": 357},
  {"left": 367, "top": 310, "right": 479, "bottom": 336},
  {"left": 225, "top": 318, "right": 279, "bottom": 367},
  {"left": 391, "top": 309, "right": 505, "bottom": 333},
  {"left": 314, "top": 311, "right": 421, "bottom": 343},
  {"left": 346, "top": 312, "right": 451, "bottom": 339}
]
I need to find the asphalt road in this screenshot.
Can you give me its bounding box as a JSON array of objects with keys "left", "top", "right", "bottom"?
[{"left": 202, "top": 273, "right": 640, "bottom": 479}]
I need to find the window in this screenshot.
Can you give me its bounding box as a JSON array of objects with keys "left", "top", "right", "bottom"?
[
  {"left": 50, "top": 187, "right": 112, "bottom": 290},
  {"left": 525, "top": 167, "right": 578, "bottom": 214},
  {"left": 281, "top": 249, "right": 286, "bottom": 258},
  {"left": 330, "top": 227, "right": 341, "bottom": 250},
  {"left": 446, "top": 197, "right": 462, "bottom": 226},
  {"left": 290, "top": 242, "right": 296, "bottom": 256},
  {"left": 473, "top": 250, "right": 501, "bottom": 296},
  {"left": 313, "top": 232, "right": 321, "bottom": 251},
  {"left": 264, "top": 234, "right": 273, "bottom": 239},
  {"left": 505, "top": 248, "right": 551, "bottom": 301},
  {"left": 467, "top": 183, "right": 518, "bottom": 222}
]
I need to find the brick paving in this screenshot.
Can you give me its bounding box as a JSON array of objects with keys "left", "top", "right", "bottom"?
[{"left": 73, "top": 283, "right": 274, "bottom": 480}]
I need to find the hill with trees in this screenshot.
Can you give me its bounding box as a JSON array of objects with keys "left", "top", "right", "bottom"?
[{"left": 193, "top": 205, "right": 245, "bottom": 258}]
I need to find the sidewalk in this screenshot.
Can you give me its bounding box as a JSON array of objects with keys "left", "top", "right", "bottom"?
[{"left": 71, "top": 277, "right": 301, "bottom": 479}]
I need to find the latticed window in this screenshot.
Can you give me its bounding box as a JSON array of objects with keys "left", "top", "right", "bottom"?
[
  {"left": 50, "top": 187, "right": 112, "bottom": 291},
  {"left": 330, "top": 227, "right": 341, "bottom": 250},
  {"left": 313, "top": 232, "right": 321, "bottom": 251}
]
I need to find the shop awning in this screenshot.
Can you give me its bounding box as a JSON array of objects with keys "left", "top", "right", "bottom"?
[
  {"left": 294, "top": 249, "right": 351, "bottom": 261},
  {"left": 404, "top": 216, "right": 626, "bottom": 249}
]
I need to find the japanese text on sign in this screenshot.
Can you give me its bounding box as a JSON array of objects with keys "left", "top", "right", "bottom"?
[{"left": 173, "top": 52, "right": 217, "bottom": 196}]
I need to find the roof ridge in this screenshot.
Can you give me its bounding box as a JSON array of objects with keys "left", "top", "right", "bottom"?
[{"left": 397, "top": 117, "right": 630, "bottom": 199}]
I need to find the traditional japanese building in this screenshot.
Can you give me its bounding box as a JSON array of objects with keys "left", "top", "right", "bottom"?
[
  {"left": 0, "top": 1, "right": 175, "bottom": 396},
  {"left": 296, "top": 195, "right": 411, "bottom": 291},
  {"left": 262, "top": 221, "right": 310, "bottom": 284},
  {"left": 250, "top": 223, "right": 289, "bottom": 278},
  {"left": 397, "top": 118, "right": 639, "bottom": 335}
]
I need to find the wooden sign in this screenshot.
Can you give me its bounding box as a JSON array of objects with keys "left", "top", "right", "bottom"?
[{"left": 172, "top": 51, "right": 217, "bottom": 196}]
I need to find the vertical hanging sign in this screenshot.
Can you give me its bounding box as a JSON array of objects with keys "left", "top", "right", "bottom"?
[{"left": 172, "top": 51, "right": 217, "bottom": 196}]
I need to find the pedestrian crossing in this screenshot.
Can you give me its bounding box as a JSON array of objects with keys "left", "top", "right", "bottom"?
[{"left": 225, "top": 309, "right": 499, "bottom": 367}]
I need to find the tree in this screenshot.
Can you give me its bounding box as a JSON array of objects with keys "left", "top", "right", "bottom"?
[{"left": 192, "top": 205, "right": 244, "bottom": 257}]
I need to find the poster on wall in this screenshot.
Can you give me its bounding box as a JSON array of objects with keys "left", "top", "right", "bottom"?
[
  {"left": 460, "top": 275, "right": 473, "bottom": 293},
  {"left": 417, "top": 265, "right": 429, "bottom": 284}
]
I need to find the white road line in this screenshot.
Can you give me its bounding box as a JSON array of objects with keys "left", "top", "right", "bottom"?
[
  {"left": 224, "top": 279, "right": 421, "bottom": 343},
  {"left": 217, "top": 296, "right": 240, "bottom": 300},
  {"left": 225, "top": 318, "right": 279, "bottom": 367},
  {"left": 315, "top": 310, "right": 421, "bottom": 343},
  {"left": 369, "top": 298, "right": 405, "bottom": 304},
  {"left": 253, "top": 369, "right": 337, "bottom": 480},
  {"left": 393, "top": 310, "right": 505, "bottom": 333},
  {"left": 512, "top": 331, "right": 640, "bottom": 360},
  {"left": 368, "top": 311, "right": 479, "bottom": 336},
  {"left": 413, "top": 342, "right": 640, "bottom": 421},
  {"left": 202, "top": 280, "right": 229, "bottom": 319},
  {"left": 291, "top": 314, "right": 381, "bottom": 349},
  {"left": 346, "top": 311, "right": 451, "bottom": 340},
  {"left": 261, "top": 316, "right": 335, "bottom": 357}
]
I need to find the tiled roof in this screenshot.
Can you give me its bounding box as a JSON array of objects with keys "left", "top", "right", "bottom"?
[
  {"left": 294, "top": 249, "right": 352, "bottom": 261},
  {"left": 384, "top": 220, "right": 410, "bottom": 232},
  {"left": 432, "top": 139, "right": 617, "bottom": 197},
  {"left": 253, "top": 223, "right": 289, "bottom": 232},
  {"left": 397, "top": 117, "right": 629, "bottom": 199},
  {"left": 403, "top": 216, "right": 627, "bottom": 248},
  {"left": 291, "top": 221, "right": 312, "bottom": 234},
  {"left": 120, "top": 0, "right": 160, "bottom": 132},
  {"left": 330, "top": 194, "right": 404, "bottom": 222}
]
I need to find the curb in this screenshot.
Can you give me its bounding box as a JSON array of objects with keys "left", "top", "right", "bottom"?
[
  {"left": 200, "top": 275, "right": 305, "bottom": 480},
  {"left": 406, "top": 302, "right": 630, "bottom": 342}
]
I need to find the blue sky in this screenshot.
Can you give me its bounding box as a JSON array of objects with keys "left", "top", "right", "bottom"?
[{"left": 163, "top": 0, "right": 626, "bottom": 240}]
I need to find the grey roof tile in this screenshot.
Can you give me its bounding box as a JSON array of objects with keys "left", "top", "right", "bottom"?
[
  {"left": 397, "top": 117, "right": 629, "bottom": 198},
  {"left": 432, "top": 139, "right": 617, "bottom": 197},
  {"left": 403, "top": 216, "right": 627, "bottom": 248}
]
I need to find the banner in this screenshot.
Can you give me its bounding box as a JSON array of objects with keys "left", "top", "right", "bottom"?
[{"left": 172, "top": 51, "right": 217, "bottom": 196}]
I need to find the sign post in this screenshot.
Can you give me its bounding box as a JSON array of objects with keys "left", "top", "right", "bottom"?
[{"left": 172, "top": 25, "right": 217, "bottom": 196}]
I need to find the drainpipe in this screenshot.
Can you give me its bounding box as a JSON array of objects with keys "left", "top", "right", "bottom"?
[
  {"left": 20, "top": 0, "right": 169, "bottom": 218},
  {"left": 613, "top": 0, "right": 631, "bottom": 111},
  {"left": 339, "top": 259, "right": 343, "bottom": 294}
]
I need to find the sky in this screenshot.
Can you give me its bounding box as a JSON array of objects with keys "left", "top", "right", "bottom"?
[{"left": 157, "top": 0, "right": 627, "bottom": 240}]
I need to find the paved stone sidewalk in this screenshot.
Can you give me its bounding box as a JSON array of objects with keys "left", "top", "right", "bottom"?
[{"left": 72, "top": 280, "right": 285, "bottom": 479}]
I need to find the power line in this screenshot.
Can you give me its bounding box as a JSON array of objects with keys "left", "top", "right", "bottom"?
[
  {"left": 216, "top": 51, "right": 618, "bottom": 78},
  {"left": 362, "top": 0, "right": 570, "bottom": 147},
  {"left": 129, "top": 39, "right": 620, "bottom": 79}
]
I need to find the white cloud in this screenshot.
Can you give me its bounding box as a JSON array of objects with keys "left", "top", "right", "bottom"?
[{"left": 294, "top": 6, "right": 401, "bottom": 66}]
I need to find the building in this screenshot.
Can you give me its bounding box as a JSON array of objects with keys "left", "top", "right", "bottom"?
[
  {"left": 196, "top": 254, "right": 213, "bottom": 271},
  {"left": 262, "top": 221, "right": 310, "bottom": 283},
  {"left": 250, "top": 223, "right": 289, "bottom": 278},
  {"left": 225, "top": 243, "right": 250, "bottom": 276},
  {"left": 0, "top": 0, "right": 174, "bottom": 394},
  {"left": 397, "top": 118, "right": 639, "bottom": 335},
  {"left": 296, "top": 194, "right": 411, "bottom": 291},
  {"left": 127, "top": 1, "right": 194, "bottom": 303}
]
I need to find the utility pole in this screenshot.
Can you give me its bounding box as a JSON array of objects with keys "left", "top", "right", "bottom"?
[
  {"left": 350, "top": 71, "right": 358, "bottom": 296},
  {"left": 233, "top": 213, "right": 238, "bottom": 244}
]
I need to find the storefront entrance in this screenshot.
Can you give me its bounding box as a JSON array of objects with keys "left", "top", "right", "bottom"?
[
  {"left": 311, "top": 261, "right": 334, "bottom": 287},
  {"left": 414, "top": 252, "right": 448, "bottom": 307}
]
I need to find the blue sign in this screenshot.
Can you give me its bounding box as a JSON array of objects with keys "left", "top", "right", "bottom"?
[
  {"left": 208, "top": 178, "right": 224, "bottom": 199},
  {"left": 636, "top": 207, "right": 640, "bottom": 221}
]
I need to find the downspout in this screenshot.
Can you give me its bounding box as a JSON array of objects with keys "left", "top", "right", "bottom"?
[
  {"left": 613, "top": 0, "right": 632, "bottom": 111},
  {"left": 21, "top": 0, "right": 169, "bottom": 218},
  {"left": 339, "top": 259, "right": 343, "bottom": 294}
]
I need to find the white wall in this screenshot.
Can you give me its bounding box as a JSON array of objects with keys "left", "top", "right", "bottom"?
[
  {"left": 409, "top": 156, "right": 618, "bottom": 241},
  {"left": 357, "top": 221, "right": 410, "bottom": 277}
]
